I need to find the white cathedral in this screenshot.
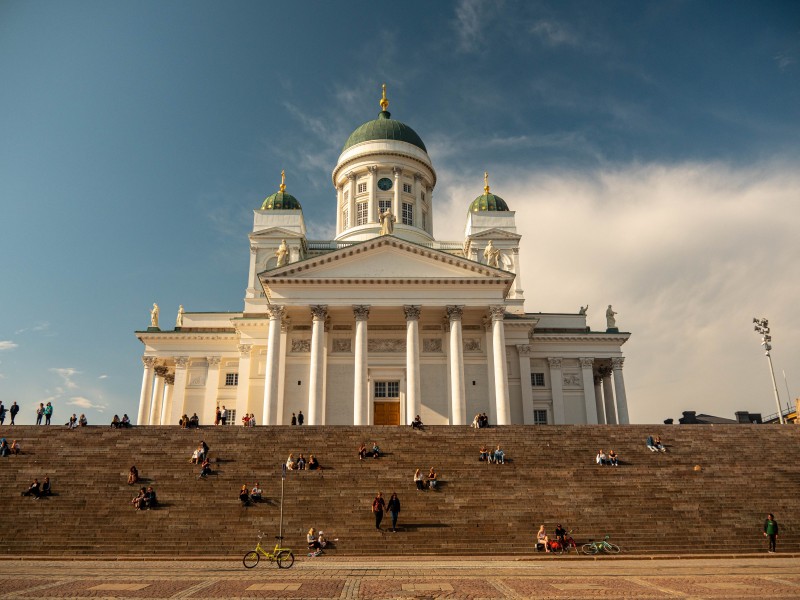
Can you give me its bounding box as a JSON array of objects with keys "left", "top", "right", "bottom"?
[{"left": 136, "top": 87, "right": 631, "bottom": 427}]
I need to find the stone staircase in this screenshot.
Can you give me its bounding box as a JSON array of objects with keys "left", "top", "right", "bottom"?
[{"left": 0, "top": 424, "right": 797, "bottom": 557}]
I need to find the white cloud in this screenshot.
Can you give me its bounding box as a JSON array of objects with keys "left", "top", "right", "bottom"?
[
  {"left": 98, "top": 374, "right": 108, "bottom": 380},
  {"left": 531, "top": 20, "right": 579, "bottom": 47},
  {"left": 0, "top": 341, "right": 18, "bottom": 351},
  {"left": 50, "top": 367, "right": 80, "bottom": 389},
  {"left": 435, "top": 159, "right": 800, "bottom": 423},
  {"left": 454, "top": 0, "right": 489, "bottom": 52},
  {"left": 68, "top": 396, "right": 107, "bottom": 412}
]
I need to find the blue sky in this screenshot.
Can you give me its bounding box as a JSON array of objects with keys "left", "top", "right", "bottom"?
[{"left": 1, "top": 0, "right": 798, "bottom": 424}]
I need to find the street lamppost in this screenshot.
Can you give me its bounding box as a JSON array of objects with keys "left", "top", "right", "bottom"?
[{"left": 753, "top": 317, "right": 784, "bottom": 424}]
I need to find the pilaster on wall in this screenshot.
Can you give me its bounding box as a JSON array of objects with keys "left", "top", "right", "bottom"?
[
  {"left": 517, "top": 345, "right": 534, "bottom": 424},
  {"left": 548, "top": 357, "right": 565, "bottom": 425}
]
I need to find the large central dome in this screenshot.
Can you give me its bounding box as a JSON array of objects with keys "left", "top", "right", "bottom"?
[{"left": 341, "top": 86, "right": 427, "bottom": 153}]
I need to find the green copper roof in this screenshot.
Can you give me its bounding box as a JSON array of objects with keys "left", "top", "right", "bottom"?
[
  {"left": 469, "top": 193, "right": 510, "bottom": 212},
  {"left": 342, "top": 110, "right": 427, "bottom": 153},
  {"left": 260, "top": 191, "right": 302, "bottom": 210}
]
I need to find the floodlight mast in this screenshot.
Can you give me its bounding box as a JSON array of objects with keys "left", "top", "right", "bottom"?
[{"left": 753, "top": 317, "right": 784, "bottom": 424}]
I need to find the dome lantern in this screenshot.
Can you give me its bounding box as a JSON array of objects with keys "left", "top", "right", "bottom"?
[
  {"left": 469, "top": 171, "right": 510, "bottom": 212},
  {"left": 261, "top": 170, "right": 302, "bottom": 210}
]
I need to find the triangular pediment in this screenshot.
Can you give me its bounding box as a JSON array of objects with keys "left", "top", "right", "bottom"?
[
  {"left": 260, "top": 236, "right": 512, "bottom": 281},
  {"left": 249, "top": 227, "right": 305, "bottom": 242},
  {"left": 468, "top": 228, "right": 521, "bottom": 241}
]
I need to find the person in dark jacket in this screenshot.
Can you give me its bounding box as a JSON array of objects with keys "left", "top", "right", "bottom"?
[
  {"left": 371, "top": 492, "right": 386, "bottom": 530},
  {"left": 9, "top": 402, "right": 19, "bottom": 425},
  {"left": 387, "top": 492, "right": 401, "bottom": 532}
]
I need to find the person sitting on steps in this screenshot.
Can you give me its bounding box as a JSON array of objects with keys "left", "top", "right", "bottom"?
[
  {"left": 654, "top": 436, "right": 667, "bottom": 452},
  {"left": 608, "top": 449, "right": 619, "bottom": 466},
  {"left": 296, "top": 454, "right": 306, "bottom": 470},
  {"left": 307, "top": 527, "right": 322, "bottom": 555},
  {"left": 491, "top": 445, "right": 505, "bottom": 464},
  {"left": 479, "top": 444, "right": 489, "bottom": 462},
  {"left": 132, "top": 487, "right": 146, "bottom": 510},
  {"left": 144, "top": 486, "right": 157, "bottom": 509},
  {"left": 79, "top": 413, "right": 88, "bottom": 427},
  {"left": 411, "top": 415, "right": 423, "bottom": 429},
  {"left": 128, "top": 465, "right": 139, "bottom": 485},
  {"left": 239, "top": 485, "right": 251, "bottom": 506},
  {"left": 111, "top": 415, "right": 121, "bottom": 428},
  {"left": 286, "top": 453, "right": 297, "bottom": 470},
  {"left": 414, "top": 468, "right": 425, "bottom": 491},
  {"left": 189, "top": 413, "right": 199, "bottom": 428},
  {"left": 22, "top": 478, "right": 41, "bottom": 499},
  {"left": 646, "top": 435, "right": 658, "bottom": 452},
  {"left": 198, "top": 458, "right": 212, "bottom": 479},
  {"left": 250, "top": 482, "right": 263, "bottom": 501},
  {"left": 308, "top": 454, "right": 320, "bottom": 470},
  {"left": 537, "top": 524, "right": 550, "bottom": 552},
  {"left": 41, "top": 476, "right": 52, "bottom": 497},
  {"left": 427, "top": 467, "right": 439, "bottom": 490},
  {"left": 370, "top": 441, "right": 381, "bottom": 459},
  {"left": 121, "top": 414, "right": 131, "bottom": 428},
  {"left": 10, "top": 440, "right": 21, "bottom": 455},
  {"left": 596, "top": 449, "right": 608, "bottom": 465},
  {"left": 358, "top": 443, "right": 367, "bottom": 460}
]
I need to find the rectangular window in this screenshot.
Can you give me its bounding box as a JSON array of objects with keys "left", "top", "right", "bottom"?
[
  {"left": 403, "top": 183, "right": 412, "bottom": 193},
  {"left": 375, "top": 381, "right": 400, "bottom": 398},
  {"left": 533, "top": 409, "right": 548, "bottom": 425},
  {"left": 357, "top": 182, "right": 367, "bottom": 194},
  {"left": 422, "top": 211, "right": 427, "bottom": 229},
  {"left": 531, "top": 372, "right": 545, "bottom": 387},
  {"left": 356, "top": 202, "right": 368, "bottom": 225},
  {"left": 343, "top": 207, "right": 349, "bottom": 229},
  {"left": 225, "top": 373, "right": 239, "bottom": 386},
  {"left": 379, "top": 199, "right": 391, "bottom": 214},
  {"left": 402, "top": 202, "right": 413, "bottom": 225}
]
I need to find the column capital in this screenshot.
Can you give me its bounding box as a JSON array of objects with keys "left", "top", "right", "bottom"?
[
  {"left": 346, "top": 171, "right": 356, "bottom": 181},
  {"left": 367, "top": 165, "right": 378, "bottom": 174},
  {"left": 489, "top": 305, "right": 506, "bottom": 321},
  {"left": 517, "top": 344, "right": 533, "bottom": 356},
  {"left": 164, "top": 373, "right": 175, "bottom": 385},
  {"left": 548, "top": 357, "right": 563, "bottom": 369},
  {"left": 413, "top": 172, "right": 423, "bottom": 182},
  {"left": 598, "top": 365, "right": 613, "bottom": 378},
  {"left": 403, "top": 305, "right": 421, "bottom": 321},
  {"left": 238, "top": 344, "right": 253, "bottom": 357},
  {"left": 250, "top": 245, "right": 258, "bottom": 255},
  {"left": 579, "top": 357, "right": 595, "bottom": 369},
  {"left": 353, "top": 305, "right": 371, "bottom": 321},
  {"left": 207, "top": 356, "right": 221, "bottom": 367},
  {"left": 611, "top": 357, "right": 625, "bottom": 370},
  {"left": 142, "top": 356, "right": 158, "bottom": 368},
  {"left": 266, "top": 305, "right": 285, "bottom": 320},
  {"left": 393, "top": 166, "right": 403, "bottom": 177},
  {"left": 174, "top": 356, "right": 190, "bottom": 369},
  {"left": 154, "top": 365, "right": 169, "bottom": 377},
  {"left": 446, "top": 305, "right": 464, "bottom": 322},
  {"left": 310, "top": 305, "right": 328, "bottom": 321},
  {"left": 512, "top": 247, "right": 520, "bottom": 255}
]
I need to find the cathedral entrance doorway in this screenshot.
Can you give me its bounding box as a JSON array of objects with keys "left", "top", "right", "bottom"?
[{"left": 373, "top": 380, "right": 401, "bottom": 425}]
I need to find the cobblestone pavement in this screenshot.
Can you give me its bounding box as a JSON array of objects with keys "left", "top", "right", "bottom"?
[{"left": 1, "top": 556, "right": 799, "bottom": 599}]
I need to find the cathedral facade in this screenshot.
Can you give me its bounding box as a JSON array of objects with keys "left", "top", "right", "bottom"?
[{"left": 135, "top": 88, "right": 631, "bottom": 427}]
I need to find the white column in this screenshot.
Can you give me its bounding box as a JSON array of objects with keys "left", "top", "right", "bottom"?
[
  {"left": 517, "top": 345, "right": 534, "bottom": 424},
  {"left": 447, "top": 305, "right": 466, "bottom": 425},
  {"left": 392, "top": 167, "right": 402, "bottom": 222},
  {"left": 413, "top": 173, "right": 423, "bottom": 232},
  {"left": 490, "top": 306, "right": 511, "bottom": 425},
  {"left": 137, "top": 356, "right": 157, "bottom": 425},
  {"left": 203, "top": 357, "right": 221, "bottom": 426},
  {"left": 161, "top": 374, "right": 174, "bottom": 425},
  {"left": 263, "top": 305, "right": 284, "bottom": 425},
  {"left": 246, "top": 245, "right": 258, "bottom": 297},
  {"left": 149, "top": 366, "right": 168, "bottom": 425},
  {"left": 353, "top": 305, "right": 370, "bottom": 425},
  {"left": 484, "top": 318, "right": 496, "bottom": 424},
  {"left": 335, "top": 186, "right": 343, "bottom": 235},
  {"left": 367, "top": 166, "right": 377, "bottom": 223},
  {"left": 404, "top": 305, "right": 421, "bottom": 425},
  {"left": 308, "top": 305, "right": 327, "bottom": 425},
  {"left": 548, "top": 358, "right": 565, "bottom": 424},
  {"left": 594, "top": 375, "right": 606, "bottom": 424},
  {"left": 511, "top": 248, "right": 524, "bottom": 297},
  {"left": 580, "top": 358, "right": 598, "bottom": 424},
  {"left": 347, "top": 172, "right": 356, "bottom": 228},
  {"left": 602, "top": 371, "right": 617, "bottom": 424},
  {"left": 426, "top": 185, "right": 434, "bottom": 235},
  {"left": 612, "top": 357, "right": 630, "bottom": 424},
  {"left": 277, "top": 318, "right": 290, "bottom": 425},
  {"left": 169, "top": 357, "right": 189, "bottom": 425},
  {"left": 235, "top": 344, "right": 253, "bottom": 424}
]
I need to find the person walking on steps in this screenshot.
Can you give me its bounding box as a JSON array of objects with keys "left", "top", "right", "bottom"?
[
  {"left": 9, "top": 402, "right": 19, "bottom": 425},
  {"left": 372, "top": 491, "right": 386, "bottom": 530},
  {"left": 387, "top": 492, "right": 401, "bottom": 532},
  {"left": 764, "top": 513, "right": 779, "bottom": 553},
  {"left": 298, "top": 410, "right": 304, "bottom": 425}
]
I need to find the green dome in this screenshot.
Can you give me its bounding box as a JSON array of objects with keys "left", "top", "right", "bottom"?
[
  {"left": 260, "top": 191, "right": 302, "bottom": 210},
  {"left": 469, "top": 193, "right": 510, "bottom": 212},
  {"left": 342, "top": 110, "right": 427, "bottom": 153}
]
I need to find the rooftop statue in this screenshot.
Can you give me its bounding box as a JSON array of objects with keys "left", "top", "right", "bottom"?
[
  {"left": 606, "top": 305, "right": 617, "bottom": 329},
  {"left": 150, "top": 303, "right": 159, "bottom": 328},
  {"left": 176, "top": 305, "right": 184, "bottom": 328},
  {"left": 483, "top": 240, "right": 500, "bottom": 268},
  {"left": 275, "top": 239, "right": 288, "bottom": 267},
  {"left": 379, "top": 208, "right": 395, "bottom": 235}
]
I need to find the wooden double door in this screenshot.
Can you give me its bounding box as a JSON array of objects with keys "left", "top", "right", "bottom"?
[{"left": 374, "top": 401, "right": 400, "bottom": 425}]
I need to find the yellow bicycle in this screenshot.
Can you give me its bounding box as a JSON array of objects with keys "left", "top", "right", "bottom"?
[{"left": 243, "top": 532, "right": 295, "bottom": 568}]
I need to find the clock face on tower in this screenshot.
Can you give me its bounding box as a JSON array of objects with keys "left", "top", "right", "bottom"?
[{"left": 377, "top": 177, "right": 393, "bottom": 191}]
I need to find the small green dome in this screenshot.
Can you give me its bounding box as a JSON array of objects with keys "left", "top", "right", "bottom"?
[
  {"left": 470, "top": 193, "right": 510, "bottom": 212},
  {"left": 261, "top": 191, "right": 302, "bottom": 210},
  {"left": 342, "top": 110, "right": 427, "bottom": 153}
]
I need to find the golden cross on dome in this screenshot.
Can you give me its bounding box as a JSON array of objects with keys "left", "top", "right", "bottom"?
[
  {"left": 380, "top": 83, "right": 389, "bottom": 111},
  {"left": 484, "top": 171, "right": 490, "bottom": 194},
  {"left": 280, "top": 169, "right": 286, "bottom": 192}
]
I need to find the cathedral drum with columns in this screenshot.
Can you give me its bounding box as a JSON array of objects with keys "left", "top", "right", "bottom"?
[{"left": 135, "top": 87, "right": 631, "bottom": 427}]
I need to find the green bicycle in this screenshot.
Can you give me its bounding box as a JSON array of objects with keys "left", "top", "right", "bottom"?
[
  {"left": 582, "top": 535, "right": 621, "bottom": 555},
  {"left": 243, "top": 532, "right": 295, "bottom": 568}
]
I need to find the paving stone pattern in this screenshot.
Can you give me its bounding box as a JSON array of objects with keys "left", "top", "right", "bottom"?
[{"left": 0, "top": 424, "right": 798, "bottom": 557}]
